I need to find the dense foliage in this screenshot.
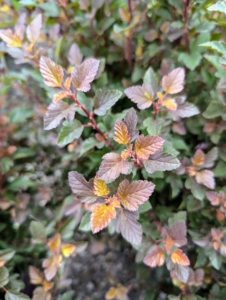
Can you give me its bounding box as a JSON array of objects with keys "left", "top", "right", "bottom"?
[{"left": 1, "top": 0, "right": 226, "bottom": 299}]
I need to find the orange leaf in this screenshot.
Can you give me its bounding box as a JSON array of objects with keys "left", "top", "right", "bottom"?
[
  {"left": 43, "top": 254, "right": 62, "bottom": 281},
  {"left": 61, "top": 244, "right": 76, "bottom": 257},
  {"left": 114, "top": 120, "right": 131, "bottom": 144},
  {"left": 53, "top": 91, "right": 68, "bottom": 103},
  {"left": 47, "top": 233, "right": 61, "bottom": 252},
  {"left": 93, "top": 177, "right": 110, "bottom": 197},
  {"left": 162, "top": 98, "right": 177, "bottom": 110},
  {"left": 90, "top": 203, "right": 116, "bottom": 233},
  {"left": 143, "top": 246, "right": 165, "bottom": 267},
  {"left": 105, "top": 287, "right": 116, "bottom": 299},
  {"left": 0, "top": 29, "right": 22, "bottom": 47},
  {"left": 40, "top": 56, "right": 64, "bottom": 87},
  {"left": 0, "top": 260, "right": 5, "bottom": 267},
  {"left": 108, "top": 196, "right": 121, "bottom": 208},
  {"left": 135, "top": 134, "right": 164, "bottom": 160},
  {"left": 164, "top": 236, "right": 174, "bottom": 253},
  {"left": 171, "top": 249, "right": 190, "bottom": 266},
  {"left": 191, "top": 149, "right": 205, "bottom": 166},
  {"left": 43, "top": 280, "right": 54, "bottom": 291},
  {"left": 29, "top": 266, "right": 43, "bottom": 285}
]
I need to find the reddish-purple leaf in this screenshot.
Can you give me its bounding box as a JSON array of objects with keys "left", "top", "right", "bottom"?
[
  {"left": 44, "top": 101, "right": 75, "bottom": 130},
  {"left": 71, "top": 58, "right": 99, "bottom": 92},
  {"left": 124, "top": 83, "right": 154, "bottom": 110},
  {"left": 161, "top": 68, "right": 185, "bottom": 94},
  {"left": 97, "top": 153, "right": 133, "bottom": 180},
  {"left": 94, "top": 89, "right": 122, "bottom": 116},
  {"left": 114, "top": 209, "right": 142, "bottom": 246},
  {"left": 143, "top": 246, "right": 165, "bottom": 267},
  {"left": 196, "top": 170, "right": 215, "bottom": 189},
  {"left": 202, "top": 147, "right": 218, "bottom": 168},
  {"left": 135, "top": 135, "right": 164, "bottom": 160},
  {"left": 68, "top": 171, "right": 97, "bottom": 203},
  {"left": 123, "top": 108, "right": 139, "bottom": 142},
  {"left": 161, "top": 220, "right": 187, "bottom": 247},
  {"left": 144, "top": 151, "right": 180, "bottom": 174},
  {"left": 26, "top": 14, "right": 42, "bottom": 44},
  {"left": 206, "top": 191, "right": 225, "bottom": 206},
  {"left": 68, "top": 43, "right": 83, "bottom": 65},
  {"left": 170, "top": 98, "right": 199, "bottom": 120},
  {"left": 117, "top": 179, "right": 155, "bottom": 211}
]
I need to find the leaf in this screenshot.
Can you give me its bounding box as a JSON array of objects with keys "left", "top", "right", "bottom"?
[
  {"left": 78, "top": 212, "right": 91, "bottom": 232},
  {"left": 47, "top": 233, "right": 61, "bottom": 252},
  {"left": 90, "top": 203, "right": 116, "bottom": 233},
  {"left": 105, "top": 287, "right": 116, "bottom": 300},
  {"left": 199, "top": 41, "right": 226, "bottom": 55},
  {"left": 0, "top": 267, "right": 9, "bottom": 287},
  {"left": 68, "top": 171, "right": 97, "bottom": 203},
  {"left": 208, "top": 2, "right": 226, "bottom": 14},
  {"left": 93, "top": 177, "right": 109, "bottom": 196},
  {"left": 53, "top": 91, "right": 68, "bottom": 103},
  {"left": 40, "top": 56, "right": 64, "bottom": 87},
  {"left": 123, "top": 108, "right": 139, "bottom": 142},
  {"left": 196, "top": 170, "right": 215, "bottom": 189},
  {"left": 5, "top": 290, "right": 30, "bottom": 300},
  {"left": 71, "top": 58, "right": 99, "bottom": 92},
  {"left": 206, "top": 191, "right": 224, "bottom": 206},
  {"left": 138, "top": 201, "right": 152, "bottom": 213},
  {"left": 143, "top": 67, "right": 158, "bottom": 94},
  {"left": 97, "top": 153, "right": 132, "bottom": 180},
  {"left": 32, "top": 287, "right": 50, "bottom": 300},
  {"left": 61, "top": 244, "right": 76, "bottom": 257},
  {"left": 143, "top": 246, "right": 165, "bottom": 267},
  {"left": 117, "top": 179, "right": 155, "bottom": 211},
  {"left": 29, "top": 266, "right": 43, "bottom": 285},
  {"left": 192, "top": 149, "right": 205, "bottom": 166},
  {"left": 162, "top": 98, "right": 177, "bottom": 110},
  {"left": 44, "top": 101, "right": 75, "bottom": 130},
  {"left": 113, "top": 120, "right": 131, "bottom": 144},
  {"left": 172, "top": 263, "right": 189, "bottom": 283},
  {"left": 203, "top": 101, "right": 224, "bottom": 119},
  {"left": 178, "top": 52, "right": 202, "bottom": 71},
  {"left": 57, "top": 120, "right": 84, "bottom": 145},
  {"left": 162, "top": 68, "right": 185, "bottom": 94},
  {"left": 68, "top": 43, "right": 83, "bottom": 65},
  {"left": 93, "top": 89, "right": 122, "bottom": 116},
  {"left": 170, "top": 101, "right": 199, "bottom": 120},
  {"left": 144, "top": 151, "right": 180, "bottom": 174},
  {"left": 185, "top": 177, "right": 206, "bottom": 201},
  {"left": 30, "top": 221, "right": 46, "bottom": 242},
  {"left": 0, "top": 29, "right": 22, "bottom": 47},
  {"left": 26, "top": 14, "right": 42, "bottom": 44},
  {"left": 161, "top": 220, "right": 187, "bottom": 247},
  {"left": 114, "top": 209, "right": 142, "bottom": 246},
  {"left": 43, "top": 255, "right": 62, "bottom": 281},
  {"left": 171, "top": 249, "right": 190, "bottom": 266},
  {"left": 203, "top": 147, "right": 218, "bottom": 168},
  {"left": 124, "top": 84, "right": 154, "bottom": 109},
  {"left": 135, "top": 135, "right": 164, "bottom": 160}
]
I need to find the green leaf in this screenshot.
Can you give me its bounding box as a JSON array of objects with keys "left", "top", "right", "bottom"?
[
  {"left": 178, "top": 52, "right": 202, "bottom": 71},
  {"left": 94, "top": 89, "right": 122, "bottom": 116},
  {"left": 0, "top": 158, "right": 13, "bottom": 174},
  {"left": 143, "top": 67, "right": 158, "bottom": 93},
  {"left": 0, "top": 249, "right": 15, "bottom": 264},
  {"left": 138, "top": 201, "right": 152, "bottom": 214},
  {"left": 79, "top": 212, "right": 91, "bottom": 232},
  {"left": 5, "top": 290, "right": 30, "bottom": 300},
  {"left": 9, "top": 177, "right": 36, "bottom": 190},
  {"left": 203, "top": 101, "right": 224, "bottom": 119},
  {"left": 0, "top": 267, "right": 9, "bottom": 288},
  {"left": 209, "top": 251, "right": 222, "bottom": 270},
  {"left": 58, "top": 120, "right": 84, "bottom": 146},
  {"left": 56, "top": 291, "right": 74, "bottom": 300},
  {"left": 12, "top": 148, "right": 35, "bottom": 159},
  {"left": 185, "top": 177, "right": 206, "bottom": 201},
  {"left": 143, "top": 118, "right": 163, "bottom": 136},
  {"left": 187, "top": 196, "right": 203, "bottom": 212},
  {"left": 168, "top": 211, "right": 187, "bottom": 226},
  {"left": 29, "top": 221, "right": 46, "bottom": 242},
  {"left": 9, "top": 107, "right": 33, "bottom": 123},
  {"left": 76, "top": 92, "right": 93, "bottom": 116},
  {"left": 58, "top": 217, "right": 76, "bottom": 239},
  {"left": 208, "top": 1, "right": 226, "bottom": 14},
  {"left": 200, "top": 41, "right": 226, "bottom": 55}
]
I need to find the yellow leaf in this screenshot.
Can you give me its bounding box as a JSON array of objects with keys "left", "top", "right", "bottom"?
[
  {"left": 115, "top": 283, "right": 128, "bottom": 300},
  {"left": 171, "top": 249, "right": 190, "bottom": 266},
  {"left": 40, "top": 56, "right": 64, "bottom": 87},
  {"left": 113, "top": 120, "right": 131, "bottom": 145},
  {"left": 0, "top": 29, "right": 22, "bottom": 47},
  {"left": 29, "top": 266, "right": 43, "bottom": 285},
  {"left": 64, "top": 77, "right": 72, "bottom": 90},
  {"left": 93, "top": 177, "right": 110, "bottom": 197},
  {"left": 91, "top": 203, "right": 116, "bottom": 234},
  {"left": 121, "top": 144, "right": 133, "bottom": 160},
  {"left": 143, "top": 246, "right": 165, "bottom": 267},
  {"left": 108, "top": 196, "right": 121, "bottom": 208},
  {"left": 191, "top": 149, "right": 205, "bottom": 166},
  {"left": 47, "top": 233, "right": 61, "bottom": 252},
  {"left": 162, "top": 98, "right": 177, "bottom": 111},
  {"left": 61, "top": 244, "right": 76, "bottom": 257},
  {"left": 53, "top": 91, "right": 68, "bottom": 103},
  {"left": 43, "top": 254, "right": 62, "bottom": 281},
  {"left": 43, "top": 280, "right": 54, "bottom": 291},
  {"left": 105, "top": 287, "right": 116, "bottom": 300}
]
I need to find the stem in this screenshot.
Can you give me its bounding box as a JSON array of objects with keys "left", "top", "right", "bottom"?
[
  {"left": 126, "top": 0, "right": 133, "bottom": 74},
  {"left": 68, "top": 92, "right": 113, "bottom": 148},
  {"left": 2, "top": 286, "right": 8, "bottom": 293},
  {"left": 182, "top": 0, "right": 190, "bottom": 52}
]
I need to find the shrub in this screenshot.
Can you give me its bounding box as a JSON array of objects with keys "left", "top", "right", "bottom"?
[{"left": 0, "top": 0, "right": 226, "bottom": 299}]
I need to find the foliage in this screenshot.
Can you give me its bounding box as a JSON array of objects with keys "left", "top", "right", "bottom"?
[{"left": 0, "top": 0, "right": 226, "bottom": 299}]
